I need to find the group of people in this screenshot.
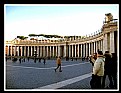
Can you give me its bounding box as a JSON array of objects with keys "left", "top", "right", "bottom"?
[
  {"left": 18, "top": 57, "right": 46, "bottom": 64},
  {"left": 89, "top": 50, "right": 117, "bottom": 89}
]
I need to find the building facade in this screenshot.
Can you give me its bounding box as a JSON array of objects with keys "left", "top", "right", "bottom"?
[{"left": 5, "top": 13, "right": 118, "bottom": 58}]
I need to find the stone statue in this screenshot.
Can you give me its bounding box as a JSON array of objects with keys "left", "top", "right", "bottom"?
[{"left": 105, "top": 13, "right": 113, "bottom": 23}]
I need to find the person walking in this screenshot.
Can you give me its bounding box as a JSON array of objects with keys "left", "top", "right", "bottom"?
[
  {"left": 54, "top": 56, "right": 62, "bottom": 72},
  {"left": 90, "top": 51, "right": 105, "bottom": 89},
  {"left": 39, "top": 58, "right": 41, "bottom": 63},
  {"left": 102, "top": 51, "right": 113, "bottom": 89}
]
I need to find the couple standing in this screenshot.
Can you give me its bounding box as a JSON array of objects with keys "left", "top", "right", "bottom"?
[
  {"left": 90, "top": 50, "right": 105, "bottom": 89},
  {"left": 90, "top": 50, "right": 117, "bottom": 89}
]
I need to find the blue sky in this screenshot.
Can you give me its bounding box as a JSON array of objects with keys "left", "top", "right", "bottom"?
[{"left": 4, "top": 4, "right": 119, "bottom": 40}]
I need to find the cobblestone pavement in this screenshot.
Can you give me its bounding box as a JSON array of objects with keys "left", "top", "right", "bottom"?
[{"left": 5, "top": 58, "right": 118, "bottom": 91}]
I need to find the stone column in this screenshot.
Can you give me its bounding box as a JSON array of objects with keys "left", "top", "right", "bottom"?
[
  {"left": 58, "top": 45, "right": 60, "bottom": 56},
  {"left": 29, "top": 46, "right": 32, "bottom": 56},
  {"left": 110, "top": 31, "right": 115, "bottom": 53},
  {"left": 93, "top": 41, "right": 95, "bottom": 53},
  {"left": 24, "top": 46, "right": 26, "bottom": 57},
  {"left": 39, "top": 46, "right": 42, "bottom": 57},
  {"left": 91, "top": 42, "right": 93, "bottom": 55},
  {"left": 89, "top": 43, "right": 90, "bottom": 55},
  {"left": 78, "top": 44, "right": 79, "bottom": 57},
  {"left": 47, "top": 46, "right": 48, "bottom": 57},
  {"left": 19, "top": 46, "right": 21, "bottom": 56},
  {"left": 38, "top": 46, "right": 40, "bottom": 57},
  {"left": 80, "top": 44, "right": 82, "bottom": 57},
  {"left": 40, "top": 46, "right": 42, "bottom": 57},
  {"left": 50, "top": 46, "right": 51, "bottom": 57},
  {"left": 99, "top": 40, "right": 102, "bottom": 51},
  {"left": 21, "top": 46, "right": 22, "bottom": 56},
  {"left": 56, "top": 46, "right": 58, "bottom": 57},
  {"left": 15, "top": 46, "right": 17, "bottom": 56},
  {"left": 28, "top": 46, "right": 29, "bottom": 57},
  {"left": 43, "top": 46, "right": 45, "bottom": 57},
  {"left": 16, "top": 46, "right": 18, "bottom": 56},
  {"left": 95, "top": 41, "right": 97, "bottom": 53},
  {"left": 86, "top": 43, "right": 88, "bottom": 57},
  {"left": 11, "top": 45, "right": 12, "bottom": 56},
  {"left": 64, "top": 45, "right": 67, "bottom": 57},
  {"left": 71, "top": 45, "right": 72, "bottom": 57},
  {"left": 7, "top": 45, "right": 9, "bottom": 56},
  {"left": 18, "top": 46, "right": 20, "bottom": 56},
  {"left": 83, "top": 44, "right": 85, "bottom": 57},
  {"left": 98, "top": 41, "right": 100, "bottom": 51},
  {"left": 53, "top": 46, "right": 55, "bottom": 57},
  {"left": 97, "top": 41, "right": 99, "bottom": 52},
  {"left": 41, "top": 46, "right": 43, "bottom": 57},
  {"left": 37, "top": 46, "right": 39, "bottom": 57},
  {"left": 100, "top": 40, "right": 102, "bottom": 52},
  {"left": 72, "top": 45, "right": 73, "bottom": 57},
  {"left": 69, "top": 45, "right": 71, "bottom": 58},
  {"left": 31, "top": 46, "right": 33, "bottom": 56},
  {"left": 103, "top": 34, "right": 108, "bottom": 53},
  {"left": 14, "top": 46, "right": 16, "bottom": 56},
  {"left": 75, "top": 44, "right": 76, "bottom": 57}
]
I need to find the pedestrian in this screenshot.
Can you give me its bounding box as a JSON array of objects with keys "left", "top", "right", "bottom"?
[
  {"left": 24, "top": 58, "right": 25, "bottom": 62},
  {"left": 89, "top": 53, "right": 97, "bottom": 66},
  {"left": 75, "top": 57, "right": 77, "bottom": 61},
  {"left": 102, "top": 51, "right": 113, "bottom": 89},
  {"left": 28, "top": 57, "right": 29, "bottom": 62},
  {"left": 71, "top": 58, "right": 73, "bottom": 61},
  {"left": 39, "top": 58, "right": 41, "bottom": 62},
  {"left": 110, "top": 53, "right": 117, "bottom": 89},
  {"left": 90, "top": 51, "right": 105, "bottom": 89},
  {"left": 54, "top": 56, "right": 62, "bottom": 72},
  {"left": 19, "top": 58, "right": 21, "bottom": 63},
  {"left": 93, "top": 53, "right": 97, "bottom": 60},
  {"left": 43, "top": 57, "right": 46, "bottom": 65}
]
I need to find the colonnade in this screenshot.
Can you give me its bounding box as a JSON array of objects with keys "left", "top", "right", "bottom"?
[
  {"left": 6, "top": 30, "right": 117, "bottom": 58},
  {"left": 5, "top": 39, "right": 105, "bottom": 58}
]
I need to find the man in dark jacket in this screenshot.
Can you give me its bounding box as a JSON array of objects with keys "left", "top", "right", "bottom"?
[
  {"left": 111, "top": 53, "right": 117, "bottom": 89},
  {"left": 102, "top": 51, "right": 113, "bottom": 88}
]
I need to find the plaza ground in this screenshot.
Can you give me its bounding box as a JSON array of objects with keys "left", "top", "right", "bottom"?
[{"left": 5, "top": 58, "right": 117, "bottom": 91}]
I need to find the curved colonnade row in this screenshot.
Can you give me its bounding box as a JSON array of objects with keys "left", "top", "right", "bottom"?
[{"left": 5, "top": 21, "right": 118, "bottom": 59}]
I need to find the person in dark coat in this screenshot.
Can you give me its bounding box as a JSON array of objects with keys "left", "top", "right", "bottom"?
[
  {"left": 102, "top": 51, "right": 113, "bottom": 88},
  {"left": 19, "top": 58, "right": 21, "bottom": 63},
  {"left": 28, "top": 57, "right": 30, "bottom": 62},
  {"left": 43, "top": 57, "right": 46, "bottom": 65},
  {"left": 39, "top": 58, "right": 41, "bottom": 62},
  {"left": 110, "top": 53, "right": 117, "bottom": 89}
]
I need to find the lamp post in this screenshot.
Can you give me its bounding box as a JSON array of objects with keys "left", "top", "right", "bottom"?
[{"left": 33, "top": 50, "right": 38, "bottom": 63}]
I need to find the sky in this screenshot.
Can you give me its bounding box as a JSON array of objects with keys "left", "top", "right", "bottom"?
[{"left": 4, "top": 4, "right": 119, "bottom": 41}]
